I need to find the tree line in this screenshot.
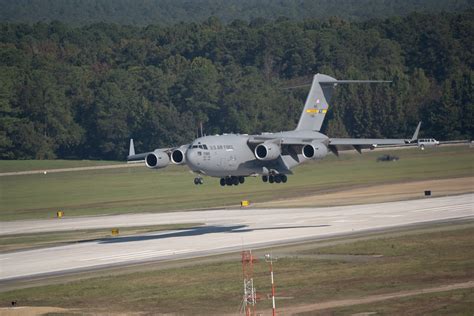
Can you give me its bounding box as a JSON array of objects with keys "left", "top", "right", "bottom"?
[
  {"left": 0, "top": 11, "right": 472, "bottom": 160},
  {"left": 1, "top": 0, "right": 470, "bottom": 26}
]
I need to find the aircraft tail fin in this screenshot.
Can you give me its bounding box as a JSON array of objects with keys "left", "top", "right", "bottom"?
[{"left": 295, "top": 73, "right": 391, "bottom": 131}]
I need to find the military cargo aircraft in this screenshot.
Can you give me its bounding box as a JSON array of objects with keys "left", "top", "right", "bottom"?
[{"left": 128, "top": 73, "right": 421, "bottom": 186}]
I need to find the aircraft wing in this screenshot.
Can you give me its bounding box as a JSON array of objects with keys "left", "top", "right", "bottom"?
[
  {"left": 328, "top": 122, "right": 421, "bottom": 154},
  {"left": 248, "top": 135, "right": 324, "bottom": 145},
  {"left": 328, "top": 138, "right": 407, "bottom": 154},
  {"left": 126, "top": 139, "right": 173, "bottom": 162},
  {"left": 248, "top": 122, "right": 421, "bottom": 155},
  {"left": 127, "top": 152, "right": 149, "bottom": 162}
]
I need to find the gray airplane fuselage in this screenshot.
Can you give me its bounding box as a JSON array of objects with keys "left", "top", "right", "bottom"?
[{"left": 185, "top": 131, "right": 328, "bottom": 177}]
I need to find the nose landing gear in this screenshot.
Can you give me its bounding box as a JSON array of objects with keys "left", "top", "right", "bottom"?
[{"left": 194, "top": 177, "right": 204, "bottom": 185}]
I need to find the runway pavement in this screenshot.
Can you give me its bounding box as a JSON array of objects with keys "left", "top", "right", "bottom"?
[{"left": 1, "top": 194, "right": 472, "bottom": 282}]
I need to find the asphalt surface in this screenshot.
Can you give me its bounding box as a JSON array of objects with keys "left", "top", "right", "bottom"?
[{"left": 1, "top": 194, "right": 472, "bottom": 282}]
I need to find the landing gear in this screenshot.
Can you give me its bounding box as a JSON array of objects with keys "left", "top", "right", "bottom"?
[
  {"left": 194, "top": 177, "right": 204, "bottom": 185},
  {"left": 263, "top": 174, "right": 287, "bottom": 184},
  {"left": 220, "top": 176, "right": 245, "bottom": 186}
]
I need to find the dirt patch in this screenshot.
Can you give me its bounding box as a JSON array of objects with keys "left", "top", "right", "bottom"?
[
  {"left": 279, "top": 254, "right": 384, "bottom": 263},
  {"left": 259, "top": 280, "right": 474, "bottom": 315},
  {"left": 258, "top": 177, "right": 474, "bottom": 208},
  {"left": 0, "top": 306, "right": 70, "bottom": 316}
]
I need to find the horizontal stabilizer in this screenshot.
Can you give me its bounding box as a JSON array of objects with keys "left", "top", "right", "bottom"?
[{"left": 320, "top": 80, "right": 391, "bottom": 85}]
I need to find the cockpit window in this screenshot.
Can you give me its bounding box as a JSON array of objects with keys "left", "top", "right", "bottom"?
[
  {"left": 192, "top": 145, "right": 198, "bottom": 149},
  {"left": 203, "top": 145, "right": 208, "bottom": 150}
]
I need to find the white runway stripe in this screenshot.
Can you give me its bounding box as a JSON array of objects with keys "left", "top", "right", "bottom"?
[{"left": 412, "top": 204, "right": 471, "bottom": 213}]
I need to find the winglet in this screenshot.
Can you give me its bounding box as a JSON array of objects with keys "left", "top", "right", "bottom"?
[
  {"left": 129, "top": 139, "right": 135, "bottom": 156},
  {"left": 410, "top": 122, "right": 421, "bottom": 143}
]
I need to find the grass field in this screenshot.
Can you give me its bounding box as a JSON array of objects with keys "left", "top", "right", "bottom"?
[
  {"left": 0, "top": 159, "right": 120, "bottom": 173},
  {"left": 321, "top": 288, "right": 474, "bottom": 316},
  {"left": 0, "top": 146, "right": 472, "bottom": 221},
  {"left": 1, "top": 221, "right": 472, "bottom": 314}
]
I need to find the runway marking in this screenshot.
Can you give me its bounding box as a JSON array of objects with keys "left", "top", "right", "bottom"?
[
  {"left": 80, "top": 249, "right": 194, "bottom": 262},
  {"left": 412, "top": 204, "right": 471, "bottom": 213},
  {"left": 332, "top": 219, "right": 366, "bottom": 223}
]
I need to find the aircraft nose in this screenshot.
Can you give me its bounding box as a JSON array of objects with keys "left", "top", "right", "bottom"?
[{"left": 185, "top": 149, "right": 199, "bottom": 168}]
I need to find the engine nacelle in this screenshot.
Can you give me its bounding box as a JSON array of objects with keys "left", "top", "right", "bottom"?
[
  {"left": 145, "top": 151, "right": 170, "bottom": 169},
  {"left": 254, "top": 142, "right": 281, "bottom": 161},
  {"left": 302, "top": 142, "right": 328, "bottom": 160},
  {"left": 171, "top": 147, "right": 187, "bottom": 164}
]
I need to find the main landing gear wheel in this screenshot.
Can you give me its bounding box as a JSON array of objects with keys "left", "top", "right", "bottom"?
[
  {"left": 221, "top": 176, "right": 244, "bottom": 186},
  {"left": 264, "top": 174, "right": 287, "bottom": 184}
]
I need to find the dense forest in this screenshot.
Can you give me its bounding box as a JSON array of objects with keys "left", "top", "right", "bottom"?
[
  {"left": 1, "top": 0, "right": 471, "bottom": 26},
  {"left": 0, "top": 10, "right": 473, "bottom": 160}
]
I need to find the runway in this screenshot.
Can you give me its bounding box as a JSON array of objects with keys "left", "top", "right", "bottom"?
[{"left": 1, "top": 194, "right": 472, "bottom": 282}]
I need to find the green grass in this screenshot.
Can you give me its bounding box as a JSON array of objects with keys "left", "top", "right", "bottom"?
[
  {"left": 319, "top": 288, "right": 474, "bottom": 316},
  {"left": 0, "top": 146, "right": 472, "bottom": 221},
  {"left": 1, "top": 222, "right": 472, "bottom": 314},
  {"left": 0, "top": 223, "right": 201, "bottom": 252},
  {"left": 0, "top": 159, "right": 121, "bottom": 173}
]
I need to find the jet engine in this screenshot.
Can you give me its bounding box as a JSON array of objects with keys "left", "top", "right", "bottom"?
[
  {"left": 254, "top": 142, "right": 281, "bottom": 161},
  {"left": 302, "top": 142, "right": 328, "bottom": 160},
  {"left": 145, "top": 151, "right": 170, "bottom": 169},
  {"left": 171, "top": 147, "right": 187, "bottom": 164}
]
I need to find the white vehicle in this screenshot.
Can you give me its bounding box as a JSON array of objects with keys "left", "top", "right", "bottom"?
[{"left": 418, "top": 138, "right": 439, "bottom": 150}]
